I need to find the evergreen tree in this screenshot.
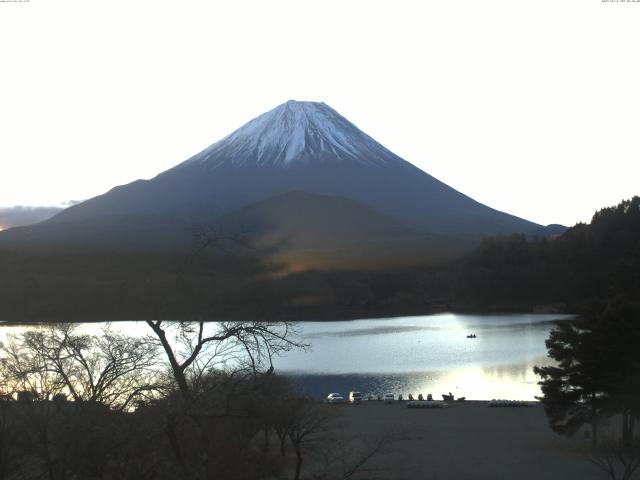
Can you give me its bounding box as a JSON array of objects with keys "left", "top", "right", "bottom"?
[
  {"left": 587, "top": 302, "right": 640, "bottom": 445},
  {"left": 534, "top": 316, "right": 608, "bottom": 446},
  {"left": 535, "top": 300, "right": 640, "bottom": 446}
]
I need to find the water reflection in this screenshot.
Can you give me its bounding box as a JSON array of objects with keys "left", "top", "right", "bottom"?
[
  {"left": 278, "top": 313, "right": 571, "bottom": 400},
  {"left": 305, "top": 325, "right": 442, "bottom": 338},
  {"left": 287, "top": 358, "right": 550, "bottom": 401}
]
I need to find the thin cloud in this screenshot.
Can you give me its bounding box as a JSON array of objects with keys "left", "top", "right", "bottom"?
[{"left": 0, "top": 206, "right": 63, "bottom": 229}]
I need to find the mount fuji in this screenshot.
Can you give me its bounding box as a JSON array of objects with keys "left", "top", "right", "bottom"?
[{"left": 0, "top": 100, "right": 559, "bottom": 257}]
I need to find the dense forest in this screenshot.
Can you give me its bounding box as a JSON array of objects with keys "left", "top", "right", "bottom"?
[
  {"left": 453, "top": 196, "right": 640, "bottom": 309},
  {"left": 0, "top": 197, "right": 638, "bottom": 322}
]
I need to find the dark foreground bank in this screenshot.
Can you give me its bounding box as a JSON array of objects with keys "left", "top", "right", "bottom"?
[{"left": 328, "top": 400, "right": 601, "bottom": 480}]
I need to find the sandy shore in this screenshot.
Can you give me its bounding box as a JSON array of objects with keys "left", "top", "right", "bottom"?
[{"left": 327, "top": 400, "right": 602, "bottom": 480}]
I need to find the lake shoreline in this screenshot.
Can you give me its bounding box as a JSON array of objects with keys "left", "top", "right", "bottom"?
[{"left": 0, "top": 302, "right": 571, "bottom": 325}]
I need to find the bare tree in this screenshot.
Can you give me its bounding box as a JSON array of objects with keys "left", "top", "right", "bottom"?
[
  {"left": 587, "top": 434, "right": 640, "bottom": 480},
  {"left": 191, "top": 225, "right": 257, "bottom": 257},
  {"left": 0, "top": 325, "right": 169, "bottom": 480},
  {"left": 0, "top": 332, "right": 65, "bottom": 402},
  {"left": 1, "top": 324, "right": 164, "bottom": 410},
  {"left": 303, "top": 420, "right": 403, "bottom": 480},
  {"left": 143, "top": 320, "right": 305, "bottom": 479},
  {"left": 145, "top": 320, "right": 304, "bottom": 405},
  {"left": 273, "top": 397, "right": 296, "bottom": 457},
  {"left": 287, "top": 400, "right": 335, "bottom": 480}
]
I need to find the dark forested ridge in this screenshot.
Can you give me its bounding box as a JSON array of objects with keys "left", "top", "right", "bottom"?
[
  {"left": 0, "top": 197, "right": 637, "bottom": 322},
  {"left": 452, "top": 196, "right": 640, "bottom": 310}
]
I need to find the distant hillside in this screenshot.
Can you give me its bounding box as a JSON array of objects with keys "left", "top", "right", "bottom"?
[
  {"left": 213, "top": 191, "right": 478, "bottom": 266},
  {"left": 0, "top": 213, "right": 199, "bottom": 253}
]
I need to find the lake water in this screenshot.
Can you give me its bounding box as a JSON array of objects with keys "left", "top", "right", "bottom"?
[
  {"left": 277, "top": 313, "right": 573, "bottom": 400},
  {"left": 0, "top": 313, "right": 572, "bottom": 401}
]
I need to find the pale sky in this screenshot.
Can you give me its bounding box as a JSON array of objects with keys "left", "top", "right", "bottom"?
[{"left": 1, "top": 0, "right": 638, "bottom": 227}]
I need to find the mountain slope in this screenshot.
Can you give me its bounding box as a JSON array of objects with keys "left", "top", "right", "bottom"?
[
  {"left": 0, "top": 100, "right": 553, "bottom": 255},
  {"left": 218, "top": 191, "right": 412, "bottom": 241},
  {"left": 214, "top": 191, "right": 473, "bottom": 261},
  {"left": 0, "top": 213, "right": 197, "bottom": 252},
  {"left": 45, "top": 101, "right": 544, "bottom": 235}
]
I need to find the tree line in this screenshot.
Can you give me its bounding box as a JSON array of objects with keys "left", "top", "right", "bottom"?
[{"left": 452, "top": 196, "right": 640, "bottom": 310}]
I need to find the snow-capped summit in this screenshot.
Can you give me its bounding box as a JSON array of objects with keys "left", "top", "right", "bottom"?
[{"left": 182, "top": 100, "right": 404, "bottom": 168}]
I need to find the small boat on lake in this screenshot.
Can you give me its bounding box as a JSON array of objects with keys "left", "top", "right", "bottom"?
[{"left": 466, "top": 334, "right": 477, "bottom": 338}]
